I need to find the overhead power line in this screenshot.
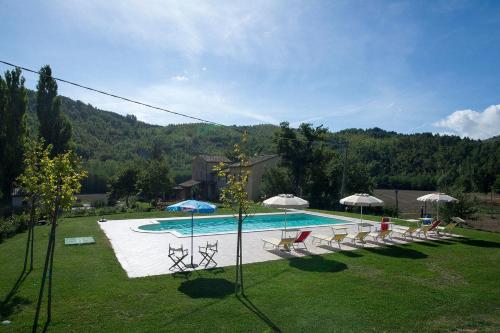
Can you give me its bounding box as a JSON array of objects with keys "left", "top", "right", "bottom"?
[
  {"left": 0, "top": 60, "right": 223, "bottom": 126},
  {"left": 0, "top": 59, "right": 347, "bottom": 148}
]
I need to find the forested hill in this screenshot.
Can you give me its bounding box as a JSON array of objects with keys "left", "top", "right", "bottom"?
[
  {"left": 24, "top": 91, "right": 499, "bottom": 194},
  {"left": 24, "top": 90, "right": 278, "bottom": 192}
]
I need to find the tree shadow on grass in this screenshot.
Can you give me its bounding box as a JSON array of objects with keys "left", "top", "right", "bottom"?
[
  {"left": 288, "top": 255, "right": 348, "bottom": 273},
  {"left": 337, "top": 250, "right": 363, "bottom": 258},
  {"left": 0, "top": 295, "right": 31, "bottom": 319},
  {"left": 178, "top": 278, "right": 235, "bottom": 299},
  {"left": 364, "top": 245, "right": 427, "bottom": 259},
  {"left": 414, "top": 241, "right": 440, "bottom": 248},
  {"left": 237, "top": 294, "right": 282, "bottom": 333},
  {"left": 1, "top": 269, "right": 32, "bottom": 319},
  {"left": 451, "top": 238, "right": 500, "bottom": 248}
]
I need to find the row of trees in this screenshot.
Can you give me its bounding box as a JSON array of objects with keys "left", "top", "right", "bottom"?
[
  {"left": 0, "top": 65, "right": 72, "bottom": 208},
  {"left": 261, "top": 122, "right": 373, "bottom": 209},
  {"left": 108, "top": 157, "right": 174, "bottom": 206},
  {"left": 261, "top": 122, "right": 499, "bottom": 210}
]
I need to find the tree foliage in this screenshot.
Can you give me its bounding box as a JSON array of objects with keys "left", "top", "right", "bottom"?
[
  {"left": 36, "top": 65, "right": 72, "bottom": 155},
  {"left": 108, "top": 167, "right": 139, "bottom": 207},
  {"left": 137, "top": 159, "right": 173, "bottom": 201},
  {"left": 214, "top": 132, "right": 251, "bottom": 295},
  {"left": 0, "top": 68, "right": 27, "bottom": 202}
]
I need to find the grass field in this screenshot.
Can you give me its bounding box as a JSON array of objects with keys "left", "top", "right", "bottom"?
[{"left": 1, "top": 210, "right": 500, "bottom": 332}]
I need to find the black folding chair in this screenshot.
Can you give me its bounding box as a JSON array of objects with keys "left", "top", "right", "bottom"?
[
  {"left": 199, "top": 241, "right": 218, "bottom": 268},
  {"left": 168, "top": 244, "right": 188, "bottom": 272}
]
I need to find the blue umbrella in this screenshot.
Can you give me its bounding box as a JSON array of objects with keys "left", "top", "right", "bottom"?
[{"left": 166, "top": 200, "right": 216, "bottom": 268}]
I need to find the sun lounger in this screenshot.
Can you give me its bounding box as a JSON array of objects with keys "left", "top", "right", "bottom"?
[
  {"left": 393, "top": 226, "right": 418, "bottom": 239},
  {"left": 367, "top": 229, "right": 392, "bottom": 242},
  {"left": 311, "top": 233, "right": 348, "bottom": 248},
  {"left": 437, "top": 222, "right": 458, "bottom": 236},
  {"left": 418, "top": 220, "right": 442, "bottom": 238},
  {"left": 262, "top": 237, "right": 295, "bottom": 251},
  {"left": 291, "top": 231, "right": 312, "bottom": 250},
  {"left": 345, "top": 231, "right": 370, "bottom": 245}
]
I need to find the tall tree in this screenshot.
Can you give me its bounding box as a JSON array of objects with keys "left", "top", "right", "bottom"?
[
  {"left": 32, "top": 149, "right": 86, "bottom": 332},
  {"left": 0, "top": 68, "right": 27, "bottom": 201},
  {"left": 215, "top": 132, "right": 251, "bottom": 296},
  {"left": 36, "top": 65, "right": 71, "bottom": 155},
  {"left": 109, "top": 167, "right": 139, "bottom": 207},
  {"left": 137, "top": 159, "right": 173, "bottom": 201},
  {"left": 17, "top": 139, "right": 49, "bottom": 273}
]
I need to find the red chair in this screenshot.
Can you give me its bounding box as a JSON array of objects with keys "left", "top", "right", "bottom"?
[
  {"left": 292, "top": 231, "right": 312, "bottom": 250},
  {"left": 380, "top": 217, "right": 391, "bottom": 231},
  {"left": 419, "top": 220, "right": 442, "bottom": 237}
]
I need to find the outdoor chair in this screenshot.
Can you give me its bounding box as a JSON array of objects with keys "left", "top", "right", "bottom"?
[
  {"left": 393, "top": 226, "right": 418, "bottom": 239},
  {"left": 168, "top": 244, "right": 188, "bottom": 272},
  {"left": 199, "top": 241, "right": 218, "bottom": 268},
  {"left": 345, "top": 231, "right": 370, "bottom": 245},
  {"left": 418, "top": 220, "right": 442, "bottom": 238},
  {"left": 367, "top": 229, "right": 392, "bottom": 242},
  {"left": 437, "top": 222, "right": 458, "bottom": 236},
  {"left": 311, "top": 232, "right": 348, "bottom": 248},
  {"left": 262, "top": 236, "right": 296, "bottom": 251},
  {"left": 291, "top": 230, "right": 312, "bottom": 250}
]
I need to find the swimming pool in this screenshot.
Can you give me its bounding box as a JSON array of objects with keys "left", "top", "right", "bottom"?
[{"left": 136, "top": 213, "right": 350, "bottom": 236}]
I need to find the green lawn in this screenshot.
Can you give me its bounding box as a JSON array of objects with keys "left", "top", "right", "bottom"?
[{"left": 1, "top": 210, "right": 499, "bottom": 332}]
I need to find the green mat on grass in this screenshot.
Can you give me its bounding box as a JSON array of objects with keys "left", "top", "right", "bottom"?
[{"left": 64, "top": 237, "right": 96, "bottom": 246}]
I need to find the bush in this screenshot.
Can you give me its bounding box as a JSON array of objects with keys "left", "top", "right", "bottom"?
[
  {"left": 0, "top": 214, "right": 29, "bottom": 243},
  {"left": 440, "top": 188, "right": 479, "bottom": 222}
]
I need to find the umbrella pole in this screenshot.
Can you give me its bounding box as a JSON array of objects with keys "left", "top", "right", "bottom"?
[
  {"left": 284, "top": 210, "right": 287, "bottom": 231},
  {"left": 191, "top": 211, "right": 194, "bottom": 266}
]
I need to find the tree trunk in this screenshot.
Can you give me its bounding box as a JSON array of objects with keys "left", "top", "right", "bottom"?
[
  {"left": 32, "top": 215, "right": 55, "bottom": 332},
  {"left": 235, "top": 206, "right": 244, "bottom": 295},
  {"left": 32, "top": 200, "right": 58, "bottom": 333}
]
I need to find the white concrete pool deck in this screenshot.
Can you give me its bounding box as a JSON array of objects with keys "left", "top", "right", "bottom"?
[{"left": 98, "top": 211, "right": 459, "bottom": 278}]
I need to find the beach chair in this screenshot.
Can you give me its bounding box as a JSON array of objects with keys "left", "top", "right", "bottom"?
[
  {"left": 291, "top": 231, "right": 312, "bottom": 250},
  {"left": 345, "top": 231, "right": 370, "bottom": 245},
  {"left": 367, "top": 229, "right": 392, "bottom": 242},
  {"left": 418, "top": 220, "right": 442, "bottom": 238},
  {"left": 168, "top": 244, "right": 188, "bottom": 272},
  {"left": 262, "top": 236, "right": 295, "bottom": 251},
  {"left": 437, "top": 222, "right": 458, "bottom": 236},
  {"left": 199, "top": 241, "right": 218, "bottom": 268},
  {"left": 311, "top": 232, "right": 348, "bottom": 248},
  {"left": 393, "top": 226, "right": 418, "bottom": 239}
]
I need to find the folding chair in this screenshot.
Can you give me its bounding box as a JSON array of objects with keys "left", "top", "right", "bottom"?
[
  {"left": 199, "top": 241, "right": 218, "bottom": 268},
  {"left": 168, "top": 244, "right": 188, "bottom": 272}
]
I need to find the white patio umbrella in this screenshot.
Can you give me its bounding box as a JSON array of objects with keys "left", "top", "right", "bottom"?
[
  {"left": 417, "top": 193, "right": 458, "bottom": 220},
  {"left": 263, "top": 194, "right": 309, "bottom": 230},
  {"left": 339, "top": 193, "right": 384, "bottom": 224}
]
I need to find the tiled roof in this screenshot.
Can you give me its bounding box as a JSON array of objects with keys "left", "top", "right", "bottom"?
[
  {"left": 178, "top": 179, "right": 201, "bottom": 188},
  {"left": 11, "top": 187, "right": 27, "bottom": 197},
  {"left": 198, "top": 155, "right": 231, "bottom": 163},
  {"left": 230, "top": 154, "right": 278, "bottom": 167}
]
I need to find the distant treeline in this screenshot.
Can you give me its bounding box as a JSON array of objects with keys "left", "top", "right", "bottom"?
[{"left": 19, "top": 90, "right": 499, "bottom": 195}]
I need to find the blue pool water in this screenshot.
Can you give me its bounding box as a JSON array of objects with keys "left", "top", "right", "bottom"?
[{"left": 137, "top": 213, "right": 347, "bottom": 235}]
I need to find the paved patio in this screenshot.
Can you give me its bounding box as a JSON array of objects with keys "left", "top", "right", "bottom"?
[{"left": 98, "top": 211, "right": 456, "bottom": 278}]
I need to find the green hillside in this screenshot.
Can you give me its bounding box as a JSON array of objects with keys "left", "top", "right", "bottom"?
[
  {"left": 23, "top": 91, "right": 500, "bottom": 194},
  {"left": 24, "top": 91, "right": 278, "bottom": 192}
]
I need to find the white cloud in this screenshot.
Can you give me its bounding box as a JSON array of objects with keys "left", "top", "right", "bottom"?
[
  {"left": 433, "top": 104, "right": 500, "bottom": 139},
  {"left": 172, "top": 75, "right": 189, "bottom": 81},
  {"left": 59, "top": 80, "right": 280, "bottom": 126},
  {"left": 55, "top": 0, "right": 298, "bottom": 66}
]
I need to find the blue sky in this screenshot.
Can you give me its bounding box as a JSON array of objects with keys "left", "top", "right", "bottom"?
[{"left": 1, "top": 0, "right": 500, "bottom": 138}]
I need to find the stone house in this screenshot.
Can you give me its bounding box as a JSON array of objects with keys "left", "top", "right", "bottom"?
[
  {"left": 229, "top": 154, "right": 279, "bottom": 201},
  {"left": 174, "top": 155, "right": 231, "bottom": 201}
]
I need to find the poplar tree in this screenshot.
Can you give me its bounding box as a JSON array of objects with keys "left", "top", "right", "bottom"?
[
  {"left": 36, "top": 65, "right": 72, "bottom": 155},
  {"left": 0, "top": 68, "right": 27, "bottom": 200}
]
